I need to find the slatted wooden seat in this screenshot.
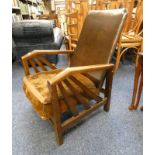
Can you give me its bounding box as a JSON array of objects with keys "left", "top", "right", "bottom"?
[{"left": 22, "top": 9, "right": 127, "bottom": 145}]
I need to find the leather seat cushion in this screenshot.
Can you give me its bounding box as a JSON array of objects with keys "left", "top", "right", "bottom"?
[{"left": 23, "top": 69, "right": 99, "bottom": 120}]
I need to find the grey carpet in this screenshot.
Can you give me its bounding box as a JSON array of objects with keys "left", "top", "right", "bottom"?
[{"left": 12, "top": 55, "right": 143, "bottom": 155}]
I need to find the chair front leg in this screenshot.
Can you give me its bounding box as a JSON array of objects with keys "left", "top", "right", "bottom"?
[
  {"left": 114, "top": 43, "right": 122, "bottom": 73},
  {"left": 104, "top": 69, "right": 114, "bottom": 112},
  {"left": 47, "top": 82, "right": 63, "bottom": 145}
]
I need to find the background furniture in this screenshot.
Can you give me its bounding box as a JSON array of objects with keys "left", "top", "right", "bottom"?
[
  {"left": 62, "top": 0, "right": 143, "bottom": 73},
  {"left": 65, "top": 10, "right": 79, "bottom": 50},
  {"left": 114, "top": 0, "right": 143, "bottom": 72},
  {"left": 39, "top": 10, "right": 59, "bottom": 27},
  {"left": 12, "top": 20, "right": 64, "bottom": 63},
  {"left": 129, "top": 52, "right": 143, "bottom": 111},
  {"left": 22, "top": 9, "right": 127, "bottom": 145},
  {"left": 12, "top": 0, "right": 46, "bottom": 21}
]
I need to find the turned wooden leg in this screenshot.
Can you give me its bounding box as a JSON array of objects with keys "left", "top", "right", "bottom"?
[
  {"left": 104, "top": 69, "right": 114, "bottom": 112},
  {"left": 133, "top": 72, "right": 143, "bottom": 110},
  {"left": 129, "top": 56, "right": 142, "bottom": 111},
  {"left": 114, "top": 45, "right": 121, "bottom": 74}
]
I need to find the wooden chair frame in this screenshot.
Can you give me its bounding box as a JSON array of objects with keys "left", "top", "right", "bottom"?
[
  {"left": 22, "top": 8, "right": 127, "bottom": 145},
  {"left": 22, "top": 50, "right": 114, "bottom": 145}
]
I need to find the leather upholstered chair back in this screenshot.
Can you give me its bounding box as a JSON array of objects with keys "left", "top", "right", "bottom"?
[{"left": 70, "top": 9, "right": 127, "bottom": 68}]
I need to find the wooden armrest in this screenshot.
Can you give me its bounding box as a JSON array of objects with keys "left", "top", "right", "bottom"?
[
  {"left": 48, "top": 64, "right": 114, "bottom": 85},
  {"left": 22, "top": 50, "right": 74, "bottom": 76},
  {"left": 22, "top": 50, "right": 74, "bottom": 60}
]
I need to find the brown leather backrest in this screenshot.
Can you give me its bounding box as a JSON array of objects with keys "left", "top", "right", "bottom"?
[{"left": 70, "top": 9, "right": 127, "bottom": 67}]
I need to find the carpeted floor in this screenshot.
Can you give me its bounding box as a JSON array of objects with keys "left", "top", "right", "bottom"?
[{"left": 12, "top": 54, "right": 143, "bottom": 155}]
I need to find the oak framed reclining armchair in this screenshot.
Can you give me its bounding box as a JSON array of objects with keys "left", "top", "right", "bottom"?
[{"left": 22, "top": 9, "right": 127, "bottom": 145}]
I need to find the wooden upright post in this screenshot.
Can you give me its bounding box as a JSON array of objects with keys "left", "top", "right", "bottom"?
[
  {"left": 66, "top": 0, "right": 73, "bottom": 12},
  {"left": 123, "top": 0, "right": 135, "bottom": 32},
  {"left": 74, "top": 0, "right": 89, "bottom": 36}
]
